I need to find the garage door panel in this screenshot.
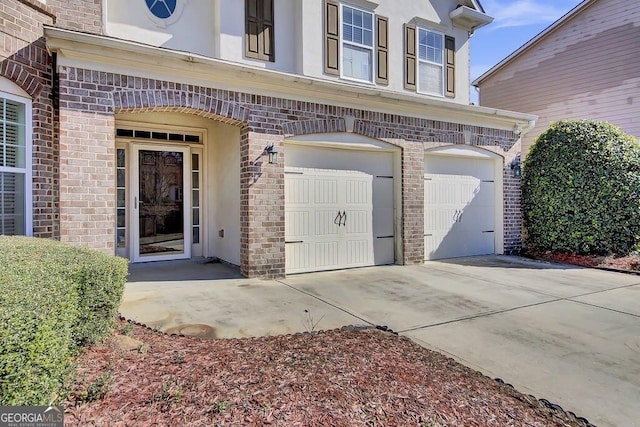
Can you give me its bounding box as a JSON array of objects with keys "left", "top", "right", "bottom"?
[
  {"left": 285, "top": 176, "right": 309, "bottom": 205},
  {"left": 345, "top": 179, "right": 370, "bottom": 204},
  {"left": 315, "top": 210, "right": 340, "bottom": 236},
  {"left": 425, "top": 154, "right": 497, "bottom": 260},
  {"left": 285, "top": 166, "right": 393, "bottom": 274},
  {"left": 315, "top": 241, "right": 339, "bottom": 268},
  {"left": 346, "top": 239, "right": 372, "bottom": 265},
  {"left": 285, "top": 211, "right": 310, "bottom": 239},
  {"left": 286, "top": 243, "right": 310, "bottom": 273},
  {"left": 344, "top": 209, "right": 370, "bottom": 234},
  {"left": 315, "top": 179, "right": 338, "bottom": 204}
]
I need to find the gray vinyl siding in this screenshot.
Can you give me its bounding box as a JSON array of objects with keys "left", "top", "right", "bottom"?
[{"left": 477, "top": 0, "right": 640, "bottom": 157}]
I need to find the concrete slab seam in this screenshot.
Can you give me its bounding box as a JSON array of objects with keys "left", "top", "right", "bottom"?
[
  {"left": 567, "top": 299, "right": 640, "bottom": 319},
  {"left": 276, "top": 279, "right": 375, "bottom": 327},
  {"left": 397, "top": 298, "right": 563, "bottom": 333}
]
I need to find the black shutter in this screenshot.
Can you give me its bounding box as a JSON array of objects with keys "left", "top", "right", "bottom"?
[
  {"left": 404, "top": 24, "right": 416, "bottom": 91},
  {"left": 376, "top": 16, "right": 389, "bottom": 85},
  {"left": 324, "top": 0, "right": 340, "bottom": 75}
]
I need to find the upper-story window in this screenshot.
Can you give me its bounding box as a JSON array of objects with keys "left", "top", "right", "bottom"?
[
  {"left": 245, "top": 0, "right": 275, "bottom": 62},
  {"left": 342, "top": 5, "right": 374, "bottom": 82},
  {"left": 324, "top": 1, "right": 388, "bottom": 85},
  {"left": 0, "top": 89, "right": 31, "bottom": 236},
  {"left": 404, "top": 24, "right": 455, "bottom": 98},
  {"left": 417, "top": 28, "right": 444, "bottom": 96}
]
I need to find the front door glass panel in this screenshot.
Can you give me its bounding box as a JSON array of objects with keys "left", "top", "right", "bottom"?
[{"left": 138, "top": 150, "right": 185, "bottom": 257}]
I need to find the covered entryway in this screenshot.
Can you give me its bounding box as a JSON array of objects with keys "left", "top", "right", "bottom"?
[
  {"left": 424, "top": 146, "right": 503, "bottom": 260},
  {"left": 284, "top": 135, "right": 398, "bottom": 274}
]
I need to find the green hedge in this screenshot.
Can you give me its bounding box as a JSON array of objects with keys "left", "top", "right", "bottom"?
[
  {"left": 0, "top": 237, "right": 128, "bottom": 405},
  {"left": 522, "top": 120, "right": 640, "bottom": 254}
]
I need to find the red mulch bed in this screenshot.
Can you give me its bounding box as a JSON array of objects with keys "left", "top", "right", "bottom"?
[
  {"left": 529, "top": 252, "right": 640, "bottom": 272},
  {"left": 64, "top": 320, "right": 588, "bottom": 426}
]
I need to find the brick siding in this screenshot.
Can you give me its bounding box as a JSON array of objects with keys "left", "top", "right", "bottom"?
[
  {"left": 47, "top": 0, "right": 102, "bottom": 34},
  {"left": 57, "top": 67, "right": 520, "bottom": 274},
  {"left": 0, "top": 0, "right": 58, "bottom": 238}
]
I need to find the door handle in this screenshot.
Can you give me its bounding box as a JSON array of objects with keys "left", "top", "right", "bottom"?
[
  {"left": 341, "top": 210, "right": 347, "bottom": 227},
  {"left": 453, "top": 210, "right": 463, "bottom": 223},
  {"left": 334, "top": 210, "right": 342, "bottom": 226}
]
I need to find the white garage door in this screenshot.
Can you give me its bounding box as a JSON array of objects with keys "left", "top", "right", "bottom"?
[
  {"left": 285, "top": 146, "right": 395, "bottom": 274},
  {"left": 424, "top": 154, "right": 496, "bottom": 260}
]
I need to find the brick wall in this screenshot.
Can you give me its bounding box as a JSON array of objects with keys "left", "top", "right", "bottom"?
[
  {"left": 0, "top": 0, "right": 58, "bottom": 238},
  {"left": 57, "top": 66, "right": 520, "bottom": 275},
  {"left": 503, "top": 156, "right": 522, "bottom": 254},
  {"left": 47, "top": 0, "right": 102, "bottom": 34}
]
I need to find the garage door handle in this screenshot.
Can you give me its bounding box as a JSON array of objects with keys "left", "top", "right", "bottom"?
[
  {"left": 453, "top": 210, "right": 463, "bottom": 223},
  {"left": 342, "top": 211, "right": 347, "bottom": 227},
  {"left": 334, "top": 211, "right": 347, "bottom": 227}
]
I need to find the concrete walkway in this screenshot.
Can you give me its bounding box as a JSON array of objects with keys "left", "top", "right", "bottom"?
[{"left": 121, "top": 256, "right": 640, "bottom": 427}]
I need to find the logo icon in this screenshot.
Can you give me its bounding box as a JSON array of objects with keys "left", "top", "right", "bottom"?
[{"left": 145, "top": 0, "right": 177, "bottom": 19}]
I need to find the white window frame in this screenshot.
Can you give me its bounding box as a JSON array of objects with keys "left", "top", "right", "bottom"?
[
  {"left": 0, "top": 89, "right": 32, "bottom": 236},
  {"left": 339, "top": 3, "right": 376, "bottom": 84},
  {"left": 416, "top": 27, "right": 445, "bottom": 97}
]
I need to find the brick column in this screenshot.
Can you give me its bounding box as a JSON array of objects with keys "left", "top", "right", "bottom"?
[
  {"left": 503, "top": 167, "right": 522, "bottom": 254},
  {"left": 401, "top": 141, "right": 425, "bottom": 264},
  {"left": 240, "top": 129, "right": 285, "bottom": 278},
  {"left": 58, "top": 108, "right": 116, "bottom": 253}
]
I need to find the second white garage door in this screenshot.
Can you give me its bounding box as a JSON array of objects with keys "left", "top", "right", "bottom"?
[{"left": 424, "top": 154, "right": 496, "bottom": 260}]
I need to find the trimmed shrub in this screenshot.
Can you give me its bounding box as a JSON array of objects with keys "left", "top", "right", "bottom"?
[
  {"left": 0, "top": 237, "right": 128, "bottom": 405},
  {"left": 522, "top": 120, "right": 640, "bottom": 255}
]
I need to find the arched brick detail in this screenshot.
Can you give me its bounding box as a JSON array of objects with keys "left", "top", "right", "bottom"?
[
  {"left": 0, "top": 60, "right": 44, "bottom": 98},
  {"left": 352, "top": 119, "right": 404, "bottom": 140},
  {"left": 281, "top": 118, "right": 346, "bottom": 136},
  {"left": 113, "top": 90, "right": 250, "bottom": 126},
  {"left": 281, "top": 117, "right": 403, "bottom": 141}
]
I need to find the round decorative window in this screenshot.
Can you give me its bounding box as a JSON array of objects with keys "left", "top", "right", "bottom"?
[{"left": 145, "top": 0, "right": 177, "bottom": 19}]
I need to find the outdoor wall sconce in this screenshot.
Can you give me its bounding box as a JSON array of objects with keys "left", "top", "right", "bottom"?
[
  {"left": 265, "top": 144, "right": 279, "bottom": 164},
  {"left": 510, "top": 162, "right": 521, "bottom": 178}
]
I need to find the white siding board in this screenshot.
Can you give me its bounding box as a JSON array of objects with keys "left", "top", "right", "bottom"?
[{"left": 478, "top": 0, "right": 640, "bottom": 156}]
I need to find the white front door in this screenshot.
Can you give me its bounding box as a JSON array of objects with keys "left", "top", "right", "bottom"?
[
  {"left": 131, "top": 144, "right": 191, "bottom": 262},
  {"left": 424, "top": 155, "right": 495, "bottom": 260},
  {"left": 285, "top": 168, "right": 374, "bottom": 274}
]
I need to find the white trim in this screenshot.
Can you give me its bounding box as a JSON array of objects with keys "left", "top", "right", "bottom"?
[
  {"left": 0, "top": 87, "right": 32, "bottom": 237},
  {"left": 44, "top": 26, "right": 536, "bottom": 131},
  {"left": 130, "top": 143, "right": 192, "bottom": 262},
  {"left": 416, "top": 27, "right": 445, "bottom": 98}
]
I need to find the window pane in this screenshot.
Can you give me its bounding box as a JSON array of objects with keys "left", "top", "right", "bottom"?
[
  {"left": 191, "top": 153, "right": 199, "bottom": 170},
  {"left": 1, "top": 99, "right": 26, "bottom": 169},
  {"left": 117, "top": 149, "right": 126, "bottom": 168},
  {"left": 343, "top": 44, "right": 372, "bottom": 81},
  {"left": 0, "top": 172, "right": 25, "bottom": 235},
  {"left": 117, "top": 208, "right": 126, "bottom": 227},
  {"left": 192, "top": 190, "right": 199, "bottom": 207},
  {"left": 419, "top": 62, "right": 443, "bottom": 95},
  {"left": 192, "top": 208, "right": 199, "bottom": 226},
  {"left": 354, "top": 27, "right": 363, "bottom": 44},
  {"left": 418, "top": 29, "right": 443, "bottom": 64},
  {"left": 344, "top": 6, "right": 352, "bottom": 24},
  {"left": 117, "top": 169, "right": 125, "bottom": 188},
  {"left": 192, "top": 226, "right": 200, "bottom": 244},
  {"left": 117, "top": 228, "right": 126, "bottom": 248},
  {"left": 192, "top": 172, "right": 199, "bottom": 189},
  {"left": 117, "top": 189, "right": 126, "bottom": 207},
  {"left": 353, "top": 9, "right": 362, "bottom": 27},
  {"left": 342, "top": 6, "right": 373, "bottom": 47}
]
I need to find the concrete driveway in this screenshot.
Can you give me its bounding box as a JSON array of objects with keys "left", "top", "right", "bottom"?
[{"left": 121, "top": 256, "right": 640, "bottom": 427}]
